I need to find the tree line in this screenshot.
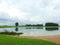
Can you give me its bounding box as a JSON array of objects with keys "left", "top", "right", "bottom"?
[{"left": 15, "top": 22, "right": 59, "bottom": 26}]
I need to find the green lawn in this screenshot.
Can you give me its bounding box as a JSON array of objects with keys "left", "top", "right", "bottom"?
[{"left": 0, "top": 34, "right": 59, "bottom": 45}]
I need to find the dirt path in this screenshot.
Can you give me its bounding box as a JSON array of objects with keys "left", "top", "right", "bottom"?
[{"left": 18, "top": 35, "right": 60, "bottom": 44}]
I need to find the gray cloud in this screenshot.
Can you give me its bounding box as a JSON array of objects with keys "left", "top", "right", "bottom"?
[{"left": 0, "top": 0, "right": 60, "bottom": 25}]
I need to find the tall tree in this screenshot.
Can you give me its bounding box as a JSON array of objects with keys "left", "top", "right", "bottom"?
[{"left": 15, "top": 22, "right": 19, "bottom": 26}]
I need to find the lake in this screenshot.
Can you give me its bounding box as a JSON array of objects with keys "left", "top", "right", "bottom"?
[{"left": 0, "top": 27, "right": 60, "bottom": 36}]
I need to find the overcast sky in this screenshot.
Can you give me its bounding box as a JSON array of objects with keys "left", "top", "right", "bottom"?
[{"left": 0, "top": 0, "right": 60, "bottom": 25}]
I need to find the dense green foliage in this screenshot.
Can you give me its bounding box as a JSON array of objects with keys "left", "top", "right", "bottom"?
[{"left": 0, "top": 34, "right": 59, "bottom": 45}]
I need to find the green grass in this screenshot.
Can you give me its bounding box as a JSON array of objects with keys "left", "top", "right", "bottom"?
[
  {"left": 0, "top": 26, "right": 60, "bottom": 28},
  {"left": 0, "top": 34, "right": 59, "bottom": 45}
]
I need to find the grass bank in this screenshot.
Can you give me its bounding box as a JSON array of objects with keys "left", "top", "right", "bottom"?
[
  {"left": 0, "top": 34, "right": 59, "bottom": 45},
  {"left": 0, "top": 26, "right": 60, "bottom": 28}
]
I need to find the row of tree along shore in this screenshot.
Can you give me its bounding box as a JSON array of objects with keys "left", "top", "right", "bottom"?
[{"left": 24, "top": 22, "right": 59, "bottom": 27}]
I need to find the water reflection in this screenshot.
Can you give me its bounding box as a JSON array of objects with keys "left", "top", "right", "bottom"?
[
  {"left": 15, "top": 27, "right": 19, "bottom": 32},
  {"left": 0, "top": 27, "right": 60, "bottom": 36},
  {"left": 45, "top": 27, "right": 59, "bottom": 31},
  {"left": 26, "top": 27, "right": 43, "bottom": 29}
]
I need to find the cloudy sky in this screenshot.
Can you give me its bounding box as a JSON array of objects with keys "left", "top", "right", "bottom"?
[{"left": 0, "top": 0, "right": 60, "bottom": 25}]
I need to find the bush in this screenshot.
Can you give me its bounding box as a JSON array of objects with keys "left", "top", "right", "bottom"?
[{"left": 0, "top": 30, "right": 23, "bottom": 35}]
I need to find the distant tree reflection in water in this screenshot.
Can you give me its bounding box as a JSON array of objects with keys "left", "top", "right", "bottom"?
[{"left": 45, "top": 27, "right": 59, "bottom": 31}]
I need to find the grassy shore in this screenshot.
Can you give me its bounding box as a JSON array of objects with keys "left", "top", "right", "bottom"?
[
  {"left": 0, "top": 34, "right": 59, "bottom": 45},
  {"left": 0, "top": 26, "right": 60, "bottom": 28}
]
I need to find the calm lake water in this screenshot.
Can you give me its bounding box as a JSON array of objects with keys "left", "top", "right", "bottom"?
[{"left": 0, "top": 27, "right": 60, "bottom": 36}]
